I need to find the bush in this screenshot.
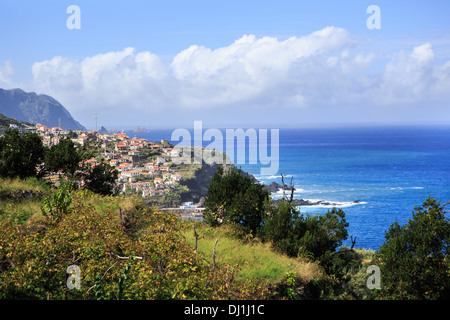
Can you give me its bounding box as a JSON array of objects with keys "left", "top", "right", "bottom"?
[
  {"left": 373, "top": 196, "right": 450, "bottom": 300},
  {"left": 203, "top": 165, "right": 270, "bottom": 236},
  {"left": 80, "top": 163, "right": 119, "bottom": 196},
  {"left": 41, "top": 181, "right": 74, "bottom": 221},
  {"left": 263, "top": 200, "right": 349, "bottom": 262},
  {"left": 44, "top": 137, "right": 81, "bottom": 177},
  {"left": 0, "top": 191, "right": 269, "bottom": 300},
  {"left": 0, "top": 129, "right": 45, "bottom": 179}
]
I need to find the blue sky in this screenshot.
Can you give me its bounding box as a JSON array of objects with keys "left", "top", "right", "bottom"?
[{"left": 1, "top": 1, "right": 450, "bottom": 129}]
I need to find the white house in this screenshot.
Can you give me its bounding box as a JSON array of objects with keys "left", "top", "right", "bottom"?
[{"left": 121, "top": 170, "right": 141, "bottom": 178}]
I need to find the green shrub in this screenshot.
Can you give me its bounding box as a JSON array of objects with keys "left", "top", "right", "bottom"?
[
  {"left": 374, "top": 196, "right": 450, "bottom": 300},
  {"left": 41, "top": 181, "right": 74, "bottom": 221},
  {"left": 203, "top": 165, "right": 270, "bottom": 236}
]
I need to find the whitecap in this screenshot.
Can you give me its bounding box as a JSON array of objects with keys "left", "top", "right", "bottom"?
[
  {"left": 299, "top": 200, "right": 368, "bottom": 208},
  {"left": 389, "top": 186, "right": 424, "bottom": 191}
]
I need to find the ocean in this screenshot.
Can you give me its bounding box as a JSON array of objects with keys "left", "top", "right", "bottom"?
[{"left": 126, "top": 125, "right": 450, "bottom": 250}]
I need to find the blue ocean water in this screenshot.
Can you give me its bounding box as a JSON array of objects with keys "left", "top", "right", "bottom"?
[{"left": 127, "top": 125, "right": 450, "bottom": 250}]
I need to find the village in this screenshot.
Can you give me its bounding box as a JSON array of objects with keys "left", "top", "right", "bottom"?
[{"left": 25, "top": 122, "right": 205, "bottom": 215}]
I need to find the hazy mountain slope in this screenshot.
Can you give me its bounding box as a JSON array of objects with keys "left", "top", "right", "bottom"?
[{"left": 0, "top": 88, "right": 86, "bottom": 130}]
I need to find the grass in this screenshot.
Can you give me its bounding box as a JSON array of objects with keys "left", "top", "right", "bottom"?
[
  {"left": 0, "top": 177, "right": 49, "bottom": 194},
  {"left": 0, "top": 177, "right": 50, "bottom": 225},
  {"left": 355, "top": 248, "right": 376, "bottom": 265},
  {"left": 0, "top": 177, "right": 143, "bottom": 228},
  {"left": 0, "top": 177, "right": 328, "bottom": 290},
  {"left": 180, "top": 221, "right": 323, "bottom": 285}
]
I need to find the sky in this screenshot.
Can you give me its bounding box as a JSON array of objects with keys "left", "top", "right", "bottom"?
[{"left": 1, "top": 0, "right": 450, "bottom": 130}]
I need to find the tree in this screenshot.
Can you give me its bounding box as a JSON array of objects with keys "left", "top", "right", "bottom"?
[
  {"left": 263, "top": 199, "right": 306, "bottom": 257},
  {"left": 297, "top": 208, "right": 349, "bottom": 261},
  {"left": 203, "top": 165, "right": 270, "bottom": 236},
  {"left": 81, "top": 163, "right": 119, "bottom": 196},
  {"left": 374, "top": 196, "right": 450, "bottom": 300},
  {"left": 263, "top": 199, "right": 349, "bottom": 261},
  {"left": 0, "top": 129, "right": 45, "bottom": 179},
  {"left": 44, "top": 137, "right": 81, "bottom": 177}
]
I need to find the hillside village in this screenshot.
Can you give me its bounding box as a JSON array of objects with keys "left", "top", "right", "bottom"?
[{"left": 17, "top": 122, "right": 206, "bottom": 211}]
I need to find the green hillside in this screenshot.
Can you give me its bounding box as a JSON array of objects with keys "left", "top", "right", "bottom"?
[
  {"left": 0, "top": 178, "right": 296, "bottom": 299},
  {"left": 0, "top": 113, "right": 34, "bottom": 130}
]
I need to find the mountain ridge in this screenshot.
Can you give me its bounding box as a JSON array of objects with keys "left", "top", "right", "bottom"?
[{"left": 0, "top": 88, "right": 86, "bottom": 130}]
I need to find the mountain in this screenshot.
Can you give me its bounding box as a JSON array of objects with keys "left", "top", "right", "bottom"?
[{"left": 0, "top": 88, "right": 86, "bottom": 131}]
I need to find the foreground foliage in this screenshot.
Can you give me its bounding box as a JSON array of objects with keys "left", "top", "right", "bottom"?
[
  {"left": 0, "top": 188, "right": 268, "bottom": 299},
  {"left": 374, "top": 196, "right": 450, "bottom": 300}
]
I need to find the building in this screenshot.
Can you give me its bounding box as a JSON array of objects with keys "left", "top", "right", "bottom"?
[
  {"left": 36, "top": 123, "right": 48, "bottom": 132},
  {"left": 116, "top": 162, "right": 133, "bottom": 172},
  {"left": 51, "top": 136, "right": 60, "bottom": 146},
  {"left": 172, "top": 174, "right": 182, "bottom": 181},
  {"left": 128, "top": 150, "right": 141, "bottom": 156},
  {"left": 121, "top": 170, "right": 141, "bottom": 178}
]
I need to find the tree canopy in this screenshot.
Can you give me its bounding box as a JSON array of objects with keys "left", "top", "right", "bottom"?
[
  {"left": 0, "top": 129, "right": 45, "bottom": 179},
  {"left": 374, "top": 196, "right": 450, "bottom": 299},
  {"left": 44, "top": 137, "right": 81, "bottom": 177},
  {"left": 203, "top": 165, "right": 270, "bottom": 235}
]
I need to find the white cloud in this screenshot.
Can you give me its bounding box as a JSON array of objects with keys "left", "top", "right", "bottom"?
[
  {"left": 374, "top": 43, "right": 442, "bottom": 105},
  {"left": 8, "top": 27, "right": 449, "bottom": 127},
  {"left": 0, "top": 61, "right": 14, "bottom": 88}
]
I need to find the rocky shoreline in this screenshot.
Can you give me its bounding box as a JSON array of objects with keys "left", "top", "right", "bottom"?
[
  {"left": 264, "top": 181, "right": 362, "bottom": 207},
  {"left": 265, "top": 181, "right": 295, "bottom": 193},
  {"left": 271, "top": 198, "right": 363, "bottom": 207}
]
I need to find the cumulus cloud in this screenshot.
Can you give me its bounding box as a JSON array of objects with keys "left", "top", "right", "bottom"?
[
  {"left": 31, "top": 48, "right": 170, "bottom": 113},
  {"left": 0, "top": 61, "right": 14, "bottom": 87},
  {"left": 13, "top": 26, "right": 450, "bottom": 127},
  {"left": 170, "top": 27, "right": 353, "bottom": 109},
  {"left": 375, "top": 43, "right": 436, "bottom": 104}
]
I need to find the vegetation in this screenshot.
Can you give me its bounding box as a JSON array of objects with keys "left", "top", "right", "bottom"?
[
  {"left": 0, "top": 129, "right": 45, "bottom": 179},
  {"left": 0, "top": 185, "right": 268, "bottom": 299},
  {"left": 44, "top": 137, "right": 81, "bottom": 177},
  {"left": 0, "top": 113, "right": 34, "bottom": 129},
  {"left": 203, "top": 165, "right": 270, "bottom": 235},
  {"left": 0, "top": 124, "right": 449, "bottom": 300},
  {"left": 81, "top": 163, "right": 119, "bottom": 196},
  {"left": 181, "top": 221, "right": 323, "bottom": 285},
  {"left": 201, "top": 166, "right": 450, "bottom": 300},
  {"left": 373, "top": 196, "right": 450, "bottom": 300},
  {"left": 0, "top": 128, "right": 118, "bottom": 196}
]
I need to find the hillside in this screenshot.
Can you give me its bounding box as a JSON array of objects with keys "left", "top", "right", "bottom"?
[
  {"left": 0, "top": 113, "right": 34, "bottom": 130},
  {"left": 0, "top": 88, "right": 86, "bottom": 130},
  {"left": 0, "top": 177, "right": 378, "bottom": 300},
  {"left": 0, "top": 177, "right": 290, "bottom": 299}
]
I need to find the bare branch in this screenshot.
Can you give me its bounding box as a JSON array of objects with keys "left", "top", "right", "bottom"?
[
  {"left": 110, "top": 252, "right": 143, "bottom": 260},
  {"left": 289, "top": 176, "right": 294, "bottom": 203},
  {"left": 350, "top": 235, "right": 356, "bottom": 250},
  {"left": 86, "top": 261, "right": 118, "bottom": 295},
  {"left": 212, "top": 238, "right": 219, "bottom": 272},
  {"left": 193, "top": 224, "right": 199, "bottom": 252},
  {"left": 205, "top": 238, "right": 220, "bottom": 289}
]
